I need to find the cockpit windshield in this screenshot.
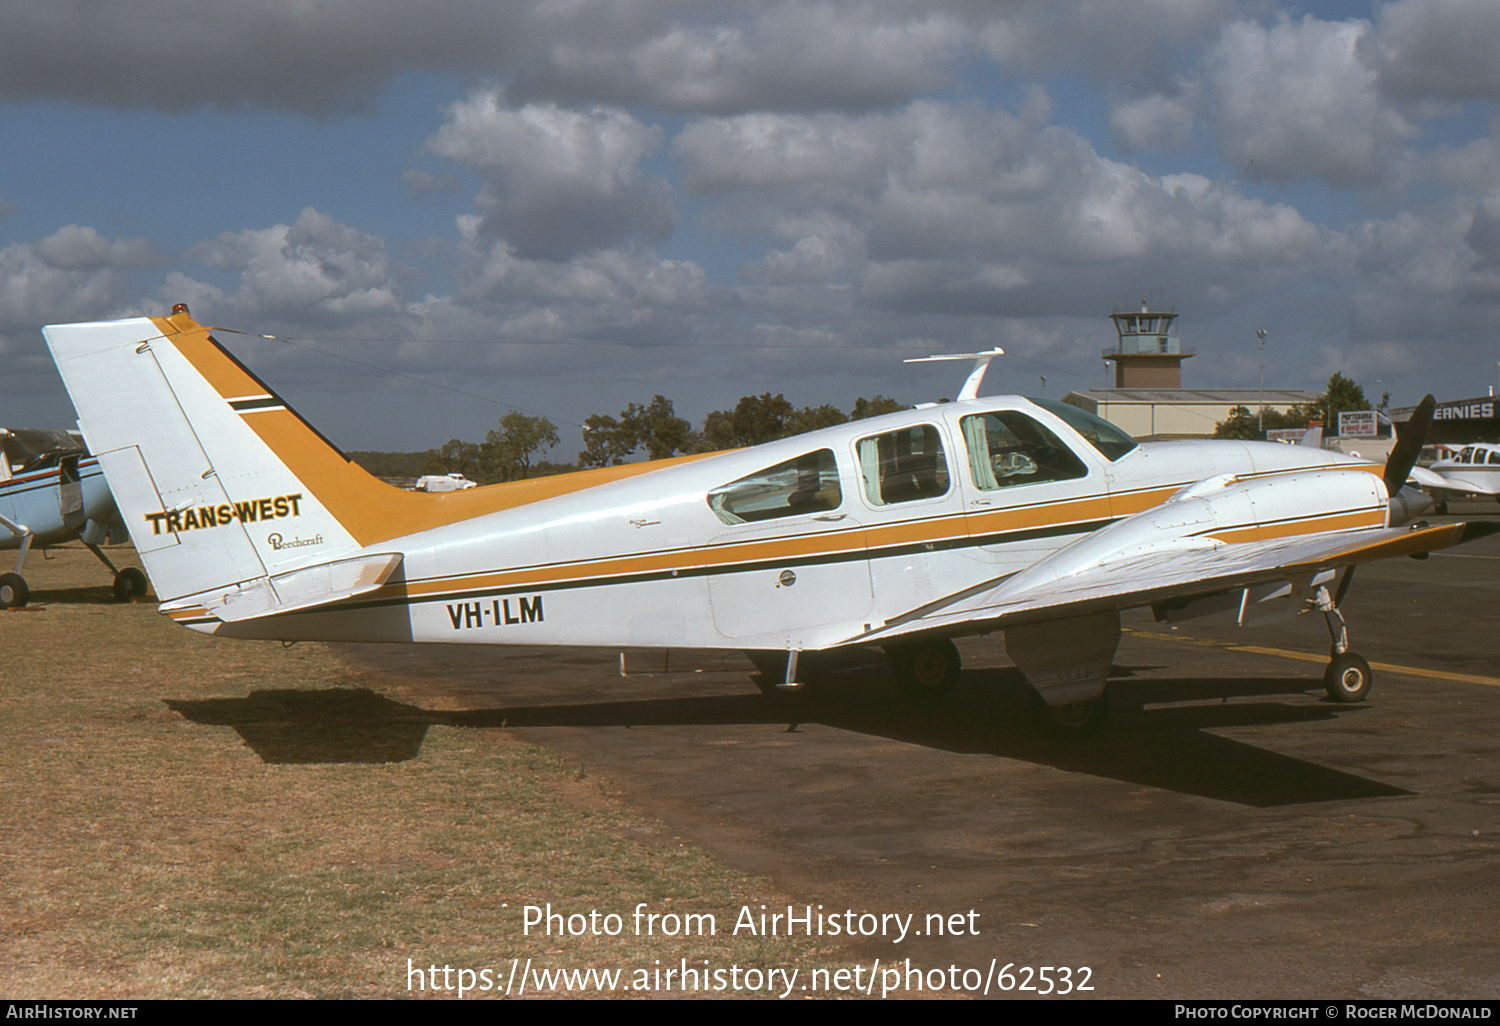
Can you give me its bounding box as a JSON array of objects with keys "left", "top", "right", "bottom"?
[{"left": 1027, "top": 398, "right": 1138, "bottom": 461}]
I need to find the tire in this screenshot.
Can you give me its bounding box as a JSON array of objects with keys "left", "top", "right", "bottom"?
[
  {"left": 113, "top": 567, "right": 149, "bottom": 601},
  {"left": 1028, "top": 692, "right": 1107, "bottom": 739},
  {"left": 887, "top": 639, "right": 961, "bottom": 704},
  {"left": 0, "top": 573, "right": 28, "bottom": 609},
  {"left": 1324, "top": 653, "right": 1373, "bottom": 703}
]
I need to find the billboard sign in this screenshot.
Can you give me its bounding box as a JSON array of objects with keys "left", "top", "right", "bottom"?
[{"left": 1339, "top": 410, "right": 1378, "bottom": 438}]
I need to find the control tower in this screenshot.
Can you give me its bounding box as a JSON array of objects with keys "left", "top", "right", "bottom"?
[{"left": 1103, "top": 301, "right": 1194, "bottom": 388}]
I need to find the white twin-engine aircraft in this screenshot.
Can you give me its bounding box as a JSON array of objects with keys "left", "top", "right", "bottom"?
[{"left": 42, "top": 307, "right": 1497, "bottom": 731}]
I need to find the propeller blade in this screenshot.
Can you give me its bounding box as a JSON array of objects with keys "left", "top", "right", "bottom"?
[
  {"left": 1384, "top": 394, "right": 1435, "bottom": 496},
  {"left": 1333, "top": 565, "right": 1355, "bottom": 608}
]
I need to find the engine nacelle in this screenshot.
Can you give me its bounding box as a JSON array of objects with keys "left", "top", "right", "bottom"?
[{"left": 1006, "top": 467, "right": 1388, "bottom": 589}]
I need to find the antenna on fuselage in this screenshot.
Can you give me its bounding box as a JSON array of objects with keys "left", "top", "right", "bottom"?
[{"left": 903, "top": 347, "right": 1005, "bottom": 402}]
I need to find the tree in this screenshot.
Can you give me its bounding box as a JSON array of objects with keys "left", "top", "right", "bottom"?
[
  {"left": 579, "top": 395, "right": 692, "bottom": 466},
  {"left": 1214, "top": 372, "right": 1371, "bottom": 440},
  {"left": 691, "top": 393, "right": 915, "bottom": 452},
  {"left": 699, "top": 393, "right": 797, "bottom": 451},
  {"left": 352, "top": 449, "right": 438, "bottom": 481},
  {"left": 579, "top": 413, "right": 635, "bottom": 468},
  {"left": 1323, "top": 371, "right": 1371, "bottom": 423},
  {"left": 624, "top": 395, "right": 692, "bottom": 460},
  {"left": 1213, "top": 405, "right": 1263, "bottom": 441},
  {"left": 1213, "top": 403, "right": 1320, "bottom": 441},
  {"left": 850, "top": 395, "right": 908, "bottom": 420},
  {"left": 784, "top": 403, "right": 848, "bottom": 437},
  {"left": 485, "top": 411, "right": 559, "bottom": 481},
  {"left": 429, "top": 438, "right": 484, "bottom": 479}
]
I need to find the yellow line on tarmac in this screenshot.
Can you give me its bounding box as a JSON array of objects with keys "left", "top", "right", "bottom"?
[{"left": 1123, "top": 628, "right": 1500, "bottom": 689}]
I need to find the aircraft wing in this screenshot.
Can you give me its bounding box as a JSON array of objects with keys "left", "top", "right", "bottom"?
[
  {"left": 1407, "top": 465, "right": 1447, "bottom": 490},
  {"left": 850, "top": 520, "right": 1498, "bottom": 645},
  {"left": 1429, "top": 471, "right": 1500, "bottom": 495}
]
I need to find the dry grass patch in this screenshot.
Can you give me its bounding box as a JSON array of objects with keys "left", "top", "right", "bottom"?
[{"left": 1, "top": 547, "right": 852, "bottom": 998}]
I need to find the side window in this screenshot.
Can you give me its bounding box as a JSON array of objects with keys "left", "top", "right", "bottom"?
[
  {"left": 856, "top": 424, "right": 950, "bottom": 506},
  {"left": 960, "top": 412, "right": 1088, "bottom": 490},
  {"left": 708, "top": 449, "right": 842, "bottom": 525}
]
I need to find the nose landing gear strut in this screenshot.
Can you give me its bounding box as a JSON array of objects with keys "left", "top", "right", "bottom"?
[{"left": 1315, "top": 582, "right": 1372, "bottom": 702}]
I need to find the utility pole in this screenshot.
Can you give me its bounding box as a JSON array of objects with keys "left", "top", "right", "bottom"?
[{"left": 1256, "top": 329, "right": 1267, "bottom": 433}]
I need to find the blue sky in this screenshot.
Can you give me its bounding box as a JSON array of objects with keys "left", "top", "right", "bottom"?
[{"left": 3, "top": 1, "right": 1500, "bottom": 454}]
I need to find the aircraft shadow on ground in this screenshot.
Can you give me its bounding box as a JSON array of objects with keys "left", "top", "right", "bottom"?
[
  {"left": 164, "top": 664, "right": 1410, "bottom": 808},
  {"left": 25, "top": 585, "right": 139, "bottom": 606}
]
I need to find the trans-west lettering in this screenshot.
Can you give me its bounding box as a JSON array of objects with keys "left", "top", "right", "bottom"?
[
  {"left": 445, "top": 595, "right": 545, "bottom": 630},
  {"left": 144, "top": 493, "right": 302, "bottom": 535}
]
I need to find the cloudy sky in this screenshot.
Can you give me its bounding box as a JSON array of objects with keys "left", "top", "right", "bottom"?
[{"left": 3, "top": 0, "right": 1499, "bottom": 454}]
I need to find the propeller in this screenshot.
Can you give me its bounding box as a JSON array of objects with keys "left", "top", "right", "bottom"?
[
  {"left": 1384, "top": 393, "right": 1435, "bottom": 496},
  {"left": 1333, "top": 565, "right": 1356, "bottom": 609}
]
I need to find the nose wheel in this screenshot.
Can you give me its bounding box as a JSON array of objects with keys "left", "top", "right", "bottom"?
[
  {"left": 1323, "top": 651, "right": 1373, "bottom": 703},
  {"left": 1316, "top": 582, "right": 1372, "bottom": 702}
]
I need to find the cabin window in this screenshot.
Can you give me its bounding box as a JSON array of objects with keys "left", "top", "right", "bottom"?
[
  {"left": 960, "top": 412, "right": 1088, "bottom": 490},
  {"left": 707, "top": 449, "right": 842, "bottom": 525},
  {"left": 1028, "top": 397, "right": 1138, "bottom": 461},
  {"left": 856, "top": 424, "right": 950, "bottom": 506},
  {"left": 1489, "top": 450, "right": 1500, "bottom": 465}
]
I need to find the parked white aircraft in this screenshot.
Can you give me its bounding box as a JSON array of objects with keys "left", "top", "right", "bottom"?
[
  {"left": 1427, "top": 443, "right": 1500, "bottom": 512},
  {"left": 42, "top": 308, "right": 1496, "bottom": 730},
  {"left": 0, "top": 426, "right": 145, "bottom": 607}
]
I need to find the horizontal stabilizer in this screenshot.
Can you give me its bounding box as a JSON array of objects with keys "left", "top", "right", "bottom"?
[{"left": 168, "top": 552, "right": 402, "bottom": 622}]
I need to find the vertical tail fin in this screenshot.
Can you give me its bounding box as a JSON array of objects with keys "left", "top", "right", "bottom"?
[{"left": 43, "top": 309, "right": 377, "bottom": 608}]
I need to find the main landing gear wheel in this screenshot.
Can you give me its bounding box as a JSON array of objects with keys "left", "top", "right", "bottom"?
[
  {"left": 1324, "top": 652, "right": 1373, "bottom": 703},
  {"left": 0, "top": 573, "right": 28, "bottom": 609},
  {"left": 113, "top": 567, "right": 149, "bottom": 602},
  {"left": 886, "top": 639, "right": 961, "bottom": 704},
  {"left": 1028, "top": 693, "right": 1107, "bottom": 738}
]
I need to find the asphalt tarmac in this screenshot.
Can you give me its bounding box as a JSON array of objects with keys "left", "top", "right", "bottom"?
[{"left": 331, "top": 500, "right": 1500, "bottom": 999}]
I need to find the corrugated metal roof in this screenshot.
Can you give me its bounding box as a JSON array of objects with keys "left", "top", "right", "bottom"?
[{"left": 1065, "top": 388, "right": 1322, "bottom": 404}]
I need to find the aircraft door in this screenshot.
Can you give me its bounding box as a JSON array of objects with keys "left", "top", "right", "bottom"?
[
  {"left": 850, "top": 420, "right": 970, "bottom": 614},
  {"left": 705, "top": 447, "right": 872, "bottom": 645},
  {"left": 949, "top": 408, "right": 1114, "bottom": 572}
]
